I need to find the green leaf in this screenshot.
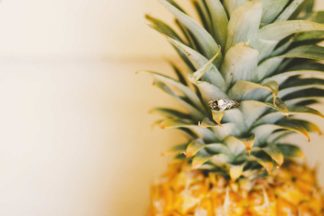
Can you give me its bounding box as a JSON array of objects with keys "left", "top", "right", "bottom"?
[
  {"left": 254, "top": 112, "right": 284, "bottom": 126},
  {"left": 169, "top": 39, "right": 225, "bottom": 89},
  {"left": 192, "top": 0, "right": 213, "bottom": 34},
  {"left": 152, "top": 80, "right": 204, "bottom": 118},
  {"left": 224, "top": 136, "right": 246, "bottom": 156},
  {"left": 192, "top": 155, "right": 211, "bottom": 169},
  {"left": 205, "top": 143, "right": 228, "bottom": 154},
  {"left": 150, "top": 108, "right": 192, "bottom": 119},
  {"left": 240, "top": 100, "right": 269, "bottom": 128},
  {"left": 279, "top": 85, "right": 323, "bottom": 99},
  {"left": 199, "top": 118, "right": 218, "bottom": 128},
  {"left": 212, "top": 123, "right": 238, "bottom": 140},
  {"left": 147, "top": 71, "right": 206, "bottom": 111},
  {"left": 145, "top": 15, "right": 182, "bottom": 41},
  {"left": 265, "top": 70, "right": 324, "bottom": 85},
  {"left": 294, "top": 31, "right": 324, "bottom": 44},
  {"left": 263, "top": 145, "right": 284, "bottom": 166},
  {"left": 211, "top": 110, "right": 225, "bottom": 125},
  {"left": 275, "top": 0, "right": 304, "bottom": 21},
  {"left": 268, "top": 130, "right": 294, "bottom": 143},
  {"left": 205, "top": 0, "right": 228, "bottom": 47},
  {"left": 282, "top": 88, "right": 324, "bottom": 101},
  {"left": 222, "top": 109, "right": 245, "bottom": 130},
  {"left": 222, "top": 43, "right": 259, "bottom": 83},
  {"left": 262, "top": 0, "right": 289, "bottom": 23},
  {"left": 281, "top": 77, "right": 324, "bottom": 89},
  {"left": 256, "top": 57, "right": 284, "bottom": 81},
  {"left": 163, "top": 142, "right": 188, "bottom": 157},
  {"left": 309, "top": 11, "right": 324, "bottom": 23},
  {"left": 229, "top": 165, "right": 244, "bottom": 181},
  {"left": 288, "top": 106, "right": 324, "bottom": 118},
  {"left": 272, "top": 38, "right": 294, "bottom": 56},
  {"left": 169, "top": 62, "right": 189, "bottom": 86},
  {"left": 185, "top": 140, "right": 205, "bottom": 158},
  {"left": 175, "top": 19, "right": 199, "bottom": 50},
  {"left": 277, "top": 144, "right": 304, "bottom": 158},
  {"left": 158, "top": 118, "right": 194, "bottom": 129},
  {"left": 261, "top": 0, "right": 290, "bottom": 24},
  {"left": 279, "top": 45, "right": 324, "bottom": 61},
  {"left": 252, "top": 122, "right": 310, "bottom": 145},
  {"left": 189, "top": 48, "right": 224, "bottom": 85},
  {"left": 293, "top": 99, "right": 320, "bottom": 106},
  {"left": 259, "top": 20, "right": 324, "bottom": 41},
  {"left": 226, "top": 0, "right": 262, "bottom": 50},
  {"left": 195, "top": 81, "right": 228, "bottom": 103},
  {"left": 228, "top": 80, "right": 273, "bottom": 101},
  {"left": 224, "top": 0, "right": 246, "bottom": 16},
  {"left": 250, "top": 151, "right": 274, "bottom": 173},
  {"left": 281, "top": 60, "right": 324, "bottom": 72},
  {"left": 160, "top": 0, "right": 219, "bottom": 59},
  {"left": 295, "top": 0, "right": 314, "bottom": 19},
  {"left": 277, "top": 118, "right": 322, "bottom": 141}
]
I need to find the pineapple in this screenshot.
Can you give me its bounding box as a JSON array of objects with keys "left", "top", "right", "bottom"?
[{"left": 145, "top": 0, "right": 324, "bottom": 215}]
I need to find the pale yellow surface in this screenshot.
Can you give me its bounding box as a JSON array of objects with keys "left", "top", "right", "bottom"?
[{"left": 0, "top": 1, "right": 323, "bottom": 216}]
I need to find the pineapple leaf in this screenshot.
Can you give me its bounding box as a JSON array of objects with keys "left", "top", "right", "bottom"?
[
  {"left": 275, "top": 0, "right": 304, "bottom": 21},
  {"left": 263, "top": 145, "right": 284, "bottom": 166},
  {"left": 256, "top": 57, "right": 284, "bottom": 81},
  {"left": 254, "top": 112, "right": 284, "bottom": 126},
  {"left": 259, "top": 20, "right": 324, "bottom": 41},
  {"left": 295, "top": 0, "right": 315, "bottom": 19},
  {"left": 152, "top": 80, "right": 204, "bottom": 118},
  {"left": 279, "top": 45, "right": 324, "bottom": 61},
  {"left": 268, "top": 130, "right": 294, "bottom": 143},
  {"left": 277, "top": 118, "right": 322, "bottom": 141},
  {"left": 276, "top": 143, "right": 304, "bottom": 158},
  {"left": 150, "top": 108, "right": 192, "bottom": 120},
  {"left": 145, "top": 15, "right": 182, "bottom": 41},
  {"left": 229, "top": 164, "right": 244, "bottom": 181},
  {"left": 223, "top": 0, "right": 246, "bottom": 16},
  {"left": 192, "top": 155, "right": 211, "bottom": 169},
  {"left": 205, "top": 0, "right": 228, "bottom": 46},
  {"left": 225, "top": 0, "right": 262, "bottom": 50},
  {"left": 169, "top": 62, "right": 189, "bottom": 86},
  {"left": 168, "top": 38, "right": 225, "bottom": 88},
  {"left": 195, "top": 81, "right": 228, "bottom": 102},
  {"left": 281, "top": 77, "right": 324, "bottom": 89},
  {"left": 147, "top": 71, "right": 206, "bottom": 111},
  {"left": 240, "top": 100, "right": 269, "bottom": 128},
  {"left": 228, "top": 80, "right": 274, "bottom": 101},
  {"left": 192, "top": 0, "right": 213, "bottom": 34},
  {"left": 189, "top": 47, "right": 223, "bottom": 86},
  {"left": 160, "top": 0, "right": 219, "bottom": 58},
  {"left": 287, "top": 106, "right": 324, "bottom": 118},
  {"left": 310, "top": 11, "right": 324, "bottom": 23},
  {"left": 282, "top": 87, "right": 324, "bottom": 101},
  {"left": 185, "top": 140, "right": 205, "bottom": 158},
  {"left": 261, "top": 0, "right": 289, "bottom": 24},
  {"left": 250, "top": 151, "right": 274, "bottom": 174},
  {"left": 222, "top": 43, "right": 259, "bottom": 83}
]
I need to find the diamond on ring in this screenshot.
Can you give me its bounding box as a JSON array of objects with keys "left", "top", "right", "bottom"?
[{"left": 208, "top": 99, "right": 240, "bottom": 111}]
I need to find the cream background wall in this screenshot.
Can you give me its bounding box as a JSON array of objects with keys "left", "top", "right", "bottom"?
[{"left": 0, "top": 1, "right": 323, "bottom": 216}]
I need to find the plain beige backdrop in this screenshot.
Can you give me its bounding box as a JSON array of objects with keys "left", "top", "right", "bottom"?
[{"left": 0, "top": 1, "right": 323, "bottom": 216}]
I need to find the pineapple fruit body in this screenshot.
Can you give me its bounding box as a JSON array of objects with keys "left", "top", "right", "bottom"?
[
  {"left": 144, "top": 0, "right": 324, "bottom": 215},
  {"left": 149, "top": 162, "right": 323, "bottom": 216}
]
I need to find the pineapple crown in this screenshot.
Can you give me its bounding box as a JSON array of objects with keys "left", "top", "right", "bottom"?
[{"left": 145, "top": 0, "right": 324, "bottom": 181}]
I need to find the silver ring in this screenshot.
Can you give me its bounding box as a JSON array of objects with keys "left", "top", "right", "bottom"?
[{"left": 208, "top": 99, "right": 240, "bottom": 111}]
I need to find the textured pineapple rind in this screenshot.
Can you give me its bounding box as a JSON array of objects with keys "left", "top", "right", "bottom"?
[{"left": 149, "top": 162, "right": 324, "bottom": 216}]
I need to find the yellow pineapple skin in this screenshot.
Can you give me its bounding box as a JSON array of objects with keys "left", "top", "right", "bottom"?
[{"left": 148, "top": 163, "right": 324, "bottom": 216}]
